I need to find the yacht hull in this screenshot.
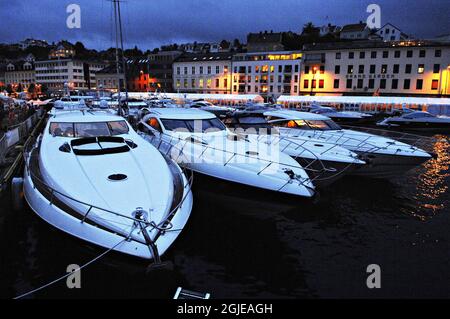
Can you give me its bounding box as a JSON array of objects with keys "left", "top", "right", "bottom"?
[
  {"left": 294, "top": 157, "right": 363, "bottom": 187},
  {"left": 350, "top": 152, "right": 429, "bottom": 179},
  {"left": 23, "top": 153, "right": 193, "bottom": 260},
  {"left": 182, "top": 162, "right": 315, "bottom": 198}
]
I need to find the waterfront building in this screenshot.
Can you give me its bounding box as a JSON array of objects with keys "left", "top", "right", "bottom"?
[
  {"left": 147, "top": 50, "right": 182, "bottom": 92},
  {"left": 95, "top": 64, "right": 125, "bottom": 92},
  {"left": 231, "top": 51, "right": 302, "bottom": 101},
  {"left": 300, "top": 40, "right": 450, "bottom": 97},
  {"left": 172, "top": 52, "right": 233, "bottom": 94},
  {"left": 35, "top": 59, "right": 106, "bottom": 92},
  {"left": 4, "top": 61, "right": 36, "bottom": 91}
]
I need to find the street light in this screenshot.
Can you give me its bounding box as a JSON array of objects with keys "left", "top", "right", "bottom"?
[{"left": 310, "top": 66, "right": 319, "bottom": 96}]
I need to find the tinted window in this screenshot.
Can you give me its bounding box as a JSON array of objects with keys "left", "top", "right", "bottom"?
[
  {"left": 160, "top": 118, "right": 226, "bottom": 133},
  {"left": 75, "top": 122, "right": 111, "bottom": 137},
  {"left": 50, "top": 121, "right": 129, "bottom": 137}
]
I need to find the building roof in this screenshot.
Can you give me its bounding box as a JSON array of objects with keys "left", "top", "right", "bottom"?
[
  {"left": 247, "top": 31, "right": 283, "bottom": 43},
  {"left": 341, "top": 23, "right": 368, "bottom": 33},
  {"left": 174, "top": 52, "right": 233, "bottom": 63},
  {"left": 97, "top": 64, "right": 123, "bottom": 74},
  {"left": 277, "top": 95, "right": 450, "bottom": 106},
  {"left": 5, "top": 61, "right": 34, "bottom": 71},
  {"left": 303, "top": 40, "right": 450, "bottom": 51}
]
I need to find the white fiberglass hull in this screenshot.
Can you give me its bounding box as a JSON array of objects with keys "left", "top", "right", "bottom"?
[
  {"left": 23, "top": 157, "right": 193, "bottom": 260},
  {"left": 279, "top": 128, "right": 431, "bottom": 179},
  {"left": 142, "top": 134, "right": 315, "bottom": 198}
]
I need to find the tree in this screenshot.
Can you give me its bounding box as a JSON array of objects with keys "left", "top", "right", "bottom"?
[
  {"left": 303, "top": 22, "right": 316, "bottom": 34},
  {"left": 220, "top": 40, "right": 230, "bottom": 50}
]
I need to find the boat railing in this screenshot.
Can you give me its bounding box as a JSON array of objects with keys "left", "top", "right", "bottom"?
[
  {"left": 23, "top": 137, "right": 193, "bottom": 236},
  {"left": 254, "top": 134, "right": 365, "bottom": 182},
  {"left": 340, "top": 125, "right": 438, "bottom": 153},
  {"left": 281, "top": 129, "right": 384, "bottom": 155},
  {"left": 143, "top": 130, "right": 320, "bottom": 187},
  {"left": 253, "top": 134, "right": 336, "bottom": 173}
]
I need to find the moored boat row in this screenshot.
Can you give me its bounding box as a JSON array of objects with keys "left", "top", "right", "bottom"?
[{"left": 20, "top": 95, "right": 436, "bottom": 262}]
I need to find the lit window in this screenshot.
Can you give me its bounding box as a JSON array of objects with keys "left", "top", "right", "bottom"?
[{"left": 418, "top": 64, "right": 425, "bottom": 74}]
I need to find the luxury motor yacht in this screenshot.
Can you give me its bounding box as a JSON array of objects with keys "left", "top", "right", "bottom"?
[
  {"left": 264, "top": 110, "right": 432, "bottom": 179},
  {"left": 309, "top": 104, "right": 373, "bottom": 125},
  {"left": 188, "top": 100, "right": 234, "bottom": 118},
  {"left": 377, "top": 111, "right": 450, "bottom": 133},
  {"left": 224, "top": 110, "right": 366, "bottom": 186},
  {"left": 138, "top": 108, "right": 316, "bottom": 198},
  {"left": 23, "top": 110, "right": 193, "bottom": 260}
]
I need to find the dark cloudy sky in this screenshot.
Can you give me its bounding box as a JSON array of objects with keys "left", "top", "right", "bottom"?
[{"left": 1, "top": 0, "right": 449, "bottom": 50}]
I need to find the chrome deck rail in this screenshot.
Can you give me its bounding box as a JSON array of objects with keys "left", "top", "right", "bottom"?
[
  {"left": 142, "top": 130, "right": 318, "bottom": 187},
  {"left": 340, "top": 125, "right": 439, "bottom": 153}
]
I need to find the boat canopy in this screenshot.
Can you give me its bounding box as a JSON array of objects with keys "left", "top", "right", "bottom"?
[
  {"left": 148, "top": 108, "right": 217, "bottom": 120},
  {"left": 113, "top": 92, "right": 264, "bottom": 104},
  {"left": 276, "top": 95, "right": 450, "bottom": 106}
]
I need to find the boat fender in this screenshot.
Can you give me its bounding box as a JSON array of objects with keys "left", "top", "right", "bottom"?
[{"left": 11, "top": 177, "right": 24, "bottom": 211}]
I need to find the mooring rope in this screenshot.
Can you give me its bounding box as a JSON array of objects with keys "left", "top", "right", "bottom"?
[{"left": 13, "top": 236, "right": 129, "bottom": 300}]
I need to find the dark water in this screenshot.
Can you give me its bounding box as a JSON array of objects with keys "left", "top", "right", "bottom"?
[{"left": 0, "top": 135, "right": 449, "bottom": 299}]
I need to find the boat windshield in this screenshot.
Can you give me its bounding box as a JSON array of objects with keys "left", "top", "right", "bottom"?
[
  {"left": 161, "top": 118, "right": 226, "bottom": 133},
  {"left": 403, "top": 112, "right": 435, "bottom": 119},
  {"left": 274, "top": 119, "right": 342, "bottom": 131},
  {"left": 237, "top": 116, "right": 267, "bottom": 124},
  {"left": 50, "top": 121, "right": 129, "bottom": 137}
]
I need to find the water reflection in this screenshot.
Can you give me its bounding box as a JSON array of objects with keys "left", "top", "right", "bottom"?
[
  {"left": 0, "top": 135, "right": 449, "bottom": 298},
  {"left": 407, "top": 135, "right": 450, "bottom": 220}
]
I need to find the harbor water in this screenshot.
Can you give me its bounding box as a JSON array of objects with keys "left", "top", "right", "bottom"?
[{"left": 0, "top": 134, "right": 449, "bottom": 299}]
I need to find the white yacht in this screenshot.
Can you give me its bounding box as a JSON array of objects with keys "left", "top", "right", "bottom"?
[
  {"left": 23, "top": 110, "right": 193, "bottom": 260},
  {"left": 377, "top": 111, "right": 450, "bottom": 133},
  {"left": 264, "top": 110, "right": 432, "bottom": 179},
  {"left": 224, "top": 110, "right": 366, "bottom": 186},
  {"left": 188, "top": 100, "right": 234, "bottom": 118},
  {"left": 138, "top": 108, "right": 316, "bottom": 198},
  {"left": 309, "top": 104, "right": 373, "bottom": 124}
]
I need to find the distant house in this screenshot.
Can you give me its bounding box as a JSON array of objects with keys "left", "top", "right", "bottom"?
[
  {"left": 319, "top": 24, "right": 341, "bottom": 37},
  {"left": 19, "top": 38, "right": 48, "bottom": 50},
  {"left": 247, "top": 31, "right": 285, "bottom": 52},
  {"left": 48, "top": 41, "right": 76, "bottom": 59},
  {"left": 179, "top": 42, "right": 222, "bottom": 53},
  {"left": 340, "top": 22, "right": 370, "bottom": 40},
  {"left": 375, "top": 23, "right": 409, "bottom": 41}
]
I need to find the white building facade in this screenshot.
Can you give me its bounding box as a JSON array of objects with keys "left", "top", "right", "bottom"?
[
  {"left": 375, "top": 23, "right": 409, "bottom": 41},
  {"left": 172, "top": 53, "right": 233, "bottom": 94},
  {"left": 35, "top": 59, "right": 106, "bottom": 92},
  {"left": 4, "top": 61, "right": 36, "bottom": 90},
  {"left": 231, "top": 51, "right": 302, "bottom": 101},
  {"left": 300, "top": 41, "right": 450, "bottom": 97}
]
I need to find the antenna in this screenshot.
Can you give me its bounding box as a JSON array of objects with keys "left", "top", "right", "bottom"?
[{"left": 112, "top": 0, "right": 129, "bottom": 115}]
